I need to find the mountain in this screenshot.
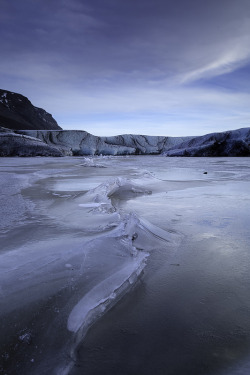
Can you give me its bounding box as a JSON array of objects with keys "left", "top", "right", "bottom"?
[
  {"left": 0, "top": 89, "right": 62, "bottom": 131},
  {"left": 164, "top": 128, "right": 250, "bottom": 157}
]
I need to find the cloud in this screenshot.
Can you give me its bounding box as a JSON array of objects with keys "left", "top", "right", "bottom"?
[
  {"left": 34, "top": 82, "right": 250, "bottom": 136},
  {"left": 179, "top": 37, "right": 250, "bottom": 84},
  {"left": 1, "top": 0, "right": 250, "bottom": 136}
]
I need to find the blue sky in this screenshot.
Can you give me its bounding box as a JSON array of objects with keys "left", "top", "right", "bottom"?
[{"left": 1, "top": 0, "right": 250, "bottom": 136}]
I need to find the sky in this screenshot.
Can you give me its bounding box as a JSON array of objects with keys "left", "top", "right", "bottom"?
[{"left": 1, "top": 0, "right": 250, "bottom": 136}]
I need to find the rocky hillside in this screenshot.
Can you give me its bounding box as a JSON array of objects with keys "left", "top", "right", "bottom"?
[
  {"left": 0, "top": 89, "right": 62, "bottom": 131},
  {"left": 164, "top": 128, "right": 250, "bottom": 157}
]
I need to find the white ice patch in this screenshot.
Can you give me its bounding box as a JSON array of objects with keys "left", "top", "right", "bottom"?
[
  {"left": 88, "top": 177, "right": 151, "bottom": 197},
  {"left": 77, "top": 177, "right": 151, "bottom": 217},
  {"left": 79, "top": 202, "right": 106, "bottom": 208},
  {"left": 67, "top": 252, "right": 147, "bottom": 333},
  {"left": 86, "top": 177, "right": 151, "bottom": 204},
  {"left": 67, "top": 209, "right": 174, "bottom": 335},
  {"left": 67, "top": 177, "right": 173, "bottom": 337},
  {"left": 79, "top": 157, "right": 106, "bottom": 168}
]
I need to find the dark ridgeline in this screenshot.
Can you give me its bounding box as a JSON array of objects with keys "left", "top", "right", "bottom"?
[{"left": 0, "top": 89, "right": 61, "bottom": 131}]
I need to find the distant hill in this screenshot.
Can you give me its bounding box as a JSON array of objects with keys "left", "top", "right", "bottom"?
[{"left": 0, "top": 89, "right": 62, "bottom": 130}]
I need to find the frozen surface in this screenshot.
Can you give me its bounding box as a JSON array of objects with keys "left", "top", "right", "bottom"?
[{"left": 1, "top": 156, "right": 250, "bottom": 375}]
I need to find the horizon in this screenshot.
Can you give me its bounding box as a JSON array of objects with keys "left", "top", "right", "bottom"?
[{"left": 1, "top": 0, "right": 250, "bottom": 137}]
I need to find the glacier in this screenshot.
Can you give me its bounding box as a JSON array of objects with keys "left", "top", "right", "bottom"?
[
  {"left": 164, "top": 127, "right": 250, "bottom": 156},
  {"left": 16, "top": 129, "right": 192, "bottom": 156},
  {"left": 1, "top": 126, "right": 249, "bottom": 157}
]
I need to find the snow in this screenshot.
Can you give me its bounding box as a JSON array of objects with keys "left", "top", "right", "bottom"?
[{"left": 0, "top": 92, "right": 8, "bottom": 104}]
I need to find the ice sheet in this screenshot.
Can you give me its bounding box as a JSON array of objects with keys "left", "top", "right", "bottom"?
[
  {"left": 1, "top": 156, "right": 250, "bottom": 375},
  {"left": 0, "top": 156, "right": 178, "bottom": 375}
]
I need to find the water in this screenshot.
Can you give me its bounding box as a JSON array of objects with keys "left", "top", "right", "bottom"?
[{"left": 0, "top": 156, "right": 250, "bottom": 375}]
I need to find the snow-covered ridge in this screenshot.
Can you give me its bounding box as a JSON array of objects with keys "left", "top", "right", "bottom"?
[
  {"left": 164, "top": 127, "right": 250, "bottom": 157},
  {"left": 16, "top": 129, "right": 192, "bottom": 156},
  {"left": 1, "top": 123, "right": 250, "bottom": 157},
  {"left": 15, "top": 127, "right": 250, "bottom": 157},
  {"left": 0, "top": 127, "right": 62, "bottom": 156}
]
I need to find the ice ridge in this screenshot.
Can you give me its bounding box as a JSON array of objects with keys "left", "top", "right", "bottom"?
[{"left": 62, "top": 176, "right": 177, "bottom": 374}]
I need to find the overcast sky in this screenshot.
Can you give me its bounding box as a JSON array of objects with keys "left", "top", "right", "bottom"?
[{"left": 1, "top": 0, "right": 250, "bottom": 136}]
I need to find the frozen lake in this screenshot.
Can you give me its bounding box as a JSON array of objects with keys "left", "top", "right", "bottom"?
[{"left": 1, "top": 156, "right": 250, "bottom": 375}]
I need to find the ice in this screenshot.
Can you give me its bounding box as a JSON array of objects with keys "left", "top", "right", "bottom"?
[
  {"left": 165, "top": 127, "right": 250, "bottom": 156},
  {"left": 86, "top": 176, "right": 152, "bottom": 199},
  {"left": 80, "top": 157, "right": 106, "bottom": 168},
  {"left": 0, "top": 156, "right": 178, "bottom": 375},
  {"left": 82, "top": 176, "right": 152, "bottom": 209},
  {"left": 67, "top": 251, "right": 147, "bottom": 333},
  {"left": 1, "top": 156, "right": 250, "bottom": 375}
]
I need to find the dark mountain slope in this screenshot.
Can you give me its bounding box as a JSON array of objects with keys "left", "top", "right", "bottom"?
[{"left": 0, "top": 89, "right": 62, "bottom": 130}]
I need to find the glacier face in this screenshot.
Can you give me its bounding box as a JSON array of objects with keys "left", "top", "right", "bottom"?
[
  {"left": 16, "top": 129, "right": 192, "bottom": 156},
  {"left": 0, "top": 127, "right": 63, "bottom": 157},
  {"left": 164, "top": 127, "right": 250, "bottom": 156},
  {"left": 1, "top": 126, "right": 250, "bottom": 157}
]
